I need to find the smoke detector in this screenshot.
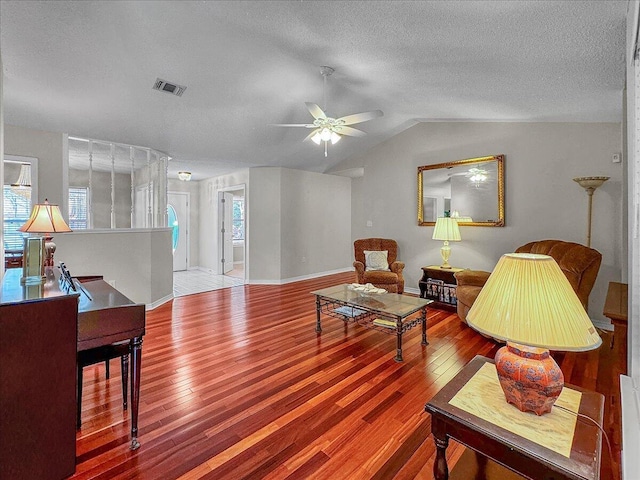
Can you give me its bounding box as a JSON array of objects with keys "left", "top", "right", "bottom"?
[{"left": 153, "top": 78, "right": 187, "bottom": 97}]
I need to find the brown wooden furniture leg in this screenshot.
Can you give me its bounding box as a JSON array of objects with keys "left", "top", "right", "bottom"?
[
  {"left": 130, "top": 336, "right": 143, "bottom": 450},
  {"left": 121, "top": 352, "right": 129, "bottom": 410},
  {"left": 434, "top": 434, "right": 449, "bottom": 480},
  {"left": 421, "top": 307, "right": 428, "bottom": 346}
]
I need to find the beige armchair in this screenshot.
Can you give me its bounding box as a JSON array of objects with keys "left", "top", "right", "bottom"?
[
  {"left": 455, "top": 239, "right": 602, "bottom": 323},
  {"left": 353, "top": 238, "right": 405, "bottom": 293}
]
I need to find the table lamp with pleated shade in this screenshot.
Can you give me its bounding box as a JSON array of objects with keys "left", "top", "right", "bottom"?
[
  {"left": 466, "top": 253, "right": 601, "bottom": 415},
  {"left": 18, "top": 199, "right": 72, "bottom": 284},
  {"left": 432, "top": 216, "right": 461, "bottom": 269}
]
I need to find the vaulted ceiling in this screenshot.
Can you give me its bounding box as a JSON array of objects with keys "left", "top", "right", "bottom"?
[{"left": 0, "top": 1, "right": 627, "bottom": 180}]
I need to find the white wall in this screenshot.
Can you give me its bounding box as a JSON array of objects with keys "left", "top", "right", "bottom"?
[
  {"left": 54, "top": 228, "right": 173, "bottom": 307},
  {"left": 280, "top": 168, "right": 351, "bottom": 279},
  {"left": 332, "top": 121, "right": 623, "bottom": 321},
  {"left": 247, "top": 167, "right": 352, "bottom": 283},
  {"left": 4, "top": 124, "right": 65, "bottom": 208}
]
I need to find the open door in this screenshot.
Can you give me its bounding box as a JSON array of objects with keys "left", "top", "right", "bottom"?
[{"left": 219, "top": 191, "right": 234, "bottom": 274}]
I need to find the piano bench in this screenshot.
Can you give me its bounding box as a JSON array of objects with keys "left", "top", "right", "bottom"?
[{"left": 77, "top": 341, "right": 130, "bottom": 429}]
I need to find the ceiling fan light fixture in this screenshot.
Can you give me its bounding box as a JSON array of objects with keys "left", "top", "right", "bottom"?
[
  {"left": 320, "top": 128, "right": 332, "bottom": 142},
  {"left": 330, "top": 132, "right": 341, "bottom": 144},
  {"left": 311, "top": 132, "right": 322, "bottom": 145}
]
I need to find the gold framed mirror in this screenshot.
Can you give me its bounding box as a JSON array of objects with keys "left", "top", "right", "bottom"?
[{"left": 418, "top": 155, "right": 505, "bottom": 226}]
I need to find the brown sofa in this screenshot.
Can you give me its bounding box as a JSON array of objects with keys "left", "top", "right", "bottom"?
[
  {"left": 454, "top": 239, "right": 602, "bottom": 322},
  {"left": 353, "top": 238, "right": 405, "bottom": 293}
]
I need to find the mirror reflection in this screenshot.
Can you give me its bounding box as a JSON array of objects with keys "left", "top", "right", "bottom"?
[{"left": 418, "top": 155, "right": 504, "bottom": 226}]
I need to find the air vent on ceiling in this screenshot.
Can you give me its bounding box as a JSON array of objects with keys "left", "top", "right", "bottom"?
[{"left": 153, "top": 78, "right": 187, "bottom": 97}]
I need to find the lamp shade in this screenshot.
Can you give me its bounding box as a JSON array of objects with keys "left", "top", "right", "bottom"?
[
  {"left": 18, "top": 200, "right": 72, "bottom": 234},
  {"left": 466, "top": 253, "right": 601, "bottom": 352},
  {"left": 432, "top": 217, "right": 461, "bottom": 242}
]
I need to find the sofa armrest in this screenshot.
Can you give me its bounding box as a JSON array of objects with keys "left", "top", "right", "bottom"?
[
  {"left": 454, "top": 270, "right": 491, "bottom": 287},
  {"left": 353, "top": 261, "right": 365, "bottom": 275},
  {"left": 390, "top": 261, "right": 405, "bottom": 274}
]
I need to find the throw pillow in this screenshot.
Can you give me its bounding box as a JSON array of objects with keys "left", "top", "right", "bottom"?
[{"left": 364, "top": 250, "right": 389, "bottom": 271}]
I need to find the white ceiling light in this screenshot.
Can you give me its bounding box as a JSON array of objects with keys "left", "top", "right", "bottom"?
[{"left": 178, "top": 171, "right": 192, "bottom": 181}]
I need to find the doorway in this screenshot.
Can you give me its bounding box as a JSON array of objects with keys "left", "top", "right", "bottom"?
[{"left": 217, "top": 185, "right": 245, "bottom": 281}]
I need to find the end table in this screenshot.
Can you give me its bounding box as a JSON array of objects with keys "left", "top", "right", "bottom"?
[
  {"left": 425, "top": 355, "right": 604, "bottom": 480},
  {"left": 419, "top": 265, "right": 463, "bottom": 311}
]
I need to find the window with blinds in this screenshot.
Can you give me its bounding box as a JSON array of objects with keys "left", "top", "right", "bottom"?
[
  {"left": 69, "top": 187, "right": 89, "bottom": 229},
  {"left": 3, "top": 185, "right": 31, "bottom": 251}
]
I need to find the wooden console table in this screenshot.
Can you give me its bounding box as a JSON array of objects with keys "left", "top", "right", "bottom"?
[
  {"left": 603, "top": 281, "right": 628, "bottom": 350},
  {"left": 425, "top": 356, "right": 604, "bottom": 480}
]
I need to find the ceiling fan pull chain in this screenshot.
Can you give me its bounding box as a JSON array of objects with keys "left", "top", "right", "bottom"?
[{"left": 324, "top": 142, "right": 328, "bottom": 158}]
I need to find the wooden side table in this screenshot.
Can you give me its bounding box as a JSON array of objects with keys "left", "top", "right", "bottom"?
[
  {"left": 419, "top": 265, "right": 463, "bottom": 311},
  {"left": 603, "top": 281, "right": 628, "bottom": 350},
  {"left": 425, "top": 356, "right": 604, "bottom": 480}
]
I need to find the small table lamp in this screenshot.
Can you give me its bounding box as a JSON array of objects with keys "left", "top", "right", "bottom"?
[
  {"left": 432, "top": 216, "right": 461, "bottom": 269},
  {"left": 466, "top": 253, "right": 601, "bottom": 415},
  {"left": 18, "top": 199, "right": 72, "bottom": 284}
]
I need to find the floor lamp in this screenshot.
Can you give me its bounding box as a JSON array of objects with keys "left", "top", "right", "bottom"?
[{"left": 573, "top": 176, "right": 609, "bottom": 248}]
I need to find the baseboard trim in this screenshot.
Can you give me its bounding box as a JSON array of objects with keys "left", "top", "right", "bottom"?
[
  {"left": 249, "top": 267, "right": 353, "bottom": 285},
  {"left": 146, "top": 294, "right": 173, "bottom": 311},
  {"left": 591, "top": 319, "right": 614, "bottom": 331}
]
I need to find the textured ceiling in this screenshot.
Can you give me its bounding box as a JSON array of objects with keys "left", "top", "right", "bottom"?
[{"left": 0, "top": 1, "right": 627, "bottom": 180}]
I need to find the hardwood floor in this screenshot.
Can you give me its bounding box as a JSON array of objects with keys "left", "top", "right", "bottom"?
[{"left": 72, "top": 272, "right": 622, "bottom": 479}]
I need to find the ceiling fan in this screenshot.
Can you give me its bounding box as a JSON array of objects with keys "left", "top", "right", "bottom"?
[{"left": 273, "top": 66, "right": 383, "bottom": 157}]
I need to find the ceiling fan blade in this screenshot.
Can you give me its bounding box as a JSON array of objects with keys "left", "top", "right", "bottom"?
[
  {"left": 303, "top": 129, "right": 321, "bottom": 142},
  {"left": 337, "top": 110, "right": 384, "bottom": 125},
  {"left": 305, "top": 102, "right": 327, "bottom": 120},
  {"left": 335, "top": 126, "right": 367, "bottom": 137},
  {"left": 270, "top": 123, "right": 316, "bottom": 128}
]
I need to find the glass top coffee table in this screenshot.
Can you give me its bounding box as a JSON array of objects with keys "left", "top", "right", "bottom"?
[{"left": 312, "top": 284, "right": 433, "bottom": 362}]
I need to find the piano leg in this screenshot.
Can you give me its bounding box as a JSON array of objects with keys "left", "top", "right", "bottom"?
[{"left": 130, "top": 336, "right": 143, "bottom": 450}]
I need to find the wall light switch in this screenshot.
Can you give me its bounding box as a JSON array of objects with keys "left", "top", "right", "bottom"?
[
  {"left": 366, "top": 220, "right": 373, "bottom": 227},
  {"left": 612, "top": 153, "right": 621, "bottom": 163}
]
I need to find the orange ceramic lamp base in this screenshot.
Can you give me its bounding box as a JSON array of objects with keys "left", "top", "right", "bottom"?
[{"left": 494, "top": 341, "right": 564, "bottom": 416}]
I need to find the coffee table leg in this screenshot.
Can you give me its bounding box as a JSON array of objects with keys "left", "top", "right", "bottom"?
[
  {"left": 315, "top": 297, "right": 322, "bottom": 333},
  {"left": 395, "top": 322, "right": 403, "bottom": 362},
  {"left": 421, "top": 307, "right": 428, "bottom": 346}
]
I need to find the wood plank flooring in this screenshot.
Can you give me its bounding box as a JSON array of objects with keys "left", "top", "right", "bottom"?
[{"left": 72, "top": 272, "right": 622, "bottom": 479}]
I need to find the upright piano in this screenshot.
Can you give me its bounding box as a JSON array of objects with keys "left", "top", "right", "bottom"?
[{"left": 0, "top": 267, "right": 145, "bottom": 480}]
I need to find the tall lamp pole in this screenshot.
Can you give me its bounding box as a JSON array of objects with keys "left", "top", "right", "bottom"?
[{"left": 573, "top": 176, "right": 609, "bottom": 248}]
